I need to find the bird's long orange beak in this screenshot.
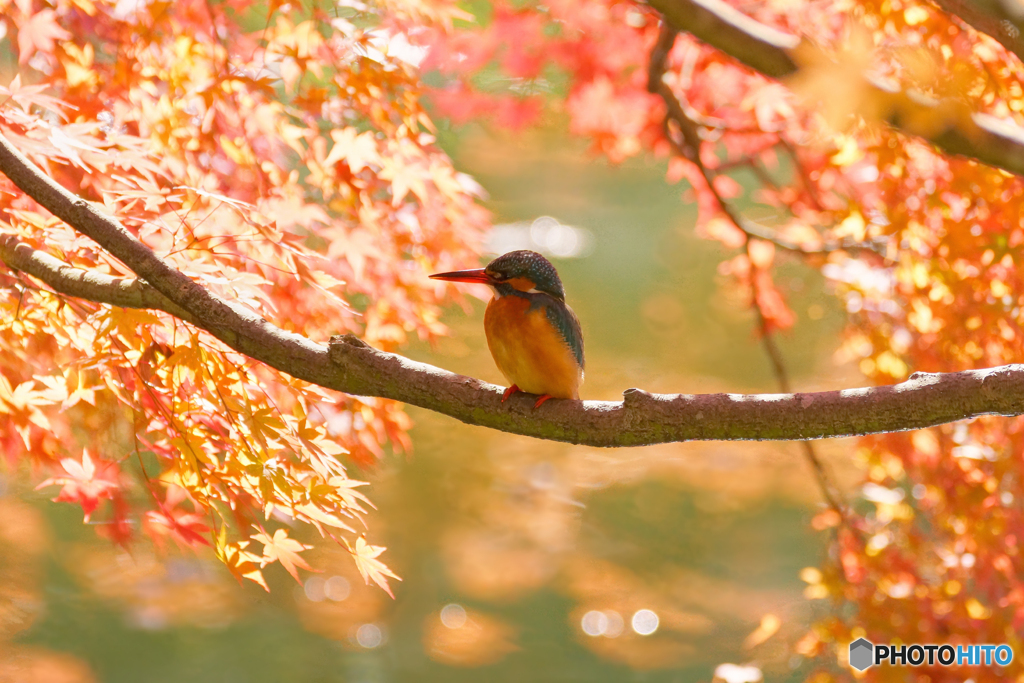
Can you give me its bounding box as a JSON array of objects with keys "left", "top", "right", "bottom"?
[{"left": 429, "top": 268, "right": 493, "bottom": 284}]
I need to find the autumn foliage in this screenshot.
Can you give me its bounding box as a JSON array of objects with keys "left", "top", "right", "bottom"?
[
  {"left": 0, "top": 0, "right": 487, "bottom": 593},
  {"left": 4, "top": 0, "right": 1024, "bottom": 677}
]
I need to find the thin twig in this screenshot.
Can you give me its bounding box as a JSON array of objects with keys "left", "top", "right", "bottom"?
[
  {"left": 648, "top": 24, "right": 876, "bottom": 258},
  {"left": 778, "top": 137, "right": 826, "bottom": 212},
  {"left": 650, "top": 24, "right": 853, "bottom": 522}
]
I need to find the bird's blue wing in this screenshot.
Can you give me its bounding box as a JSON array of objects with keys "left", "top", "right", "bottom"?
[{"left": 545, "top": 300, "right": 585, "bottom": 371}]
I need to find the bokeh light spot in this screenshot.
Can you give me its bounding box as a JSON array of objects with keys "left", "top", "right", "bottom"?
[
  {"left": 303, "top": 576, "right": 326, "bottom": 602},
  {"left": 440, "top": 603, "right": 468, "bottom": 629},
  {"left": 713, "top": 663, "right": 763, "bottom": 683},
  {"left": 631, "top": 609, "right": 659, "bottom": 635},
  {"left": 580, "top": 610, "right": 608, "bottom": 636},
  {"left": 603, "top": 611, "right": 624, "bottom": 638},
  {"left": 324, "top": 576, "right": 350, "bottom": 602},
  {"left": 356, "top": 623, "right": 383, "bottom": 648},
  {"left": 486, "top": 216, "right": 593, "bottom": 259}
]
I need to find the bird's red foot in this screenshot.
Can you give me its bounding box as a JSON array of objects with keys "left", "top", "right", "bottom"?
[
  {"left": 501, "top": 385, "right": 521, "bottom": 403},
  {"left": 533, "top": 394, "right": 554, "bottom": 408}
]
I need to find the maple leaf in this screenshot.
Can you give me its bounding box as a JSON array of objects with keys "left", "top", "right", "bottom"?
[
  {"left": 252, "top": 527, "right": 313, "bottom": 582},
  {"left": 324, "top": 128, "right": 379, "bottom": 173},
  {"left": 218, "top": 538, "right": 269, "bottom": 591},
  {"left": 294, "top": 502, "right": 356, "bottom": 535},
  {"left": 350, "top": 536, "right": 401, "bottom": 598},
  {"left": 327, "top": 476, "right": 372, "bottom": 512},
  {"left": 60, "top": 369, "right": 97, "bottom": 410},
  {"left": 0, "top": 378, "right": 55, "bottom": 434},
  {"left": 378, "top": 154, "right": 429, "bottom": 206},
  {"left": 17, "top": 9, "right": 72, "bottom": 65},
  {"left": 0, "top": 74, "right": 68, "bottom": 115},
  {"left": 145, "top": 486, "right": 212, "bottom": 550},
  {"left": 96, "top": 495, "right": 133, "bottom": 547},
  {"left": 36, "top": 450, "right": 119, "bottom": 521},
  {"left": 145, "top": 508, "right": 211, "bottom": 549}
]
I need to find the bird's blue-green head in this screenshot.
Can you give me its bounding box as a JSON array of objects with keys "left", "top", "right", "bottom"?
[
  {"left": 430, "top": 250, "right": 566, "bottom": 301},
  {"left": 484, "top": 250, "right": 565, "bottom": 300}
]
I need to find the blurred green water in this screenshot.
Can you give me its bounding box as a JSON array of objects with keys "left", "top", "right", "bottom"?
[{"left": 5, "top": 124, "right": 856, "bottom": 683}]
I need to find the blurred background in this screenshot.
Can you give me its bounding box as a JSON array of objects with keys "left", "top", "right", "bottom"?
[{"left": 1, "top": 122, "right": 863, "bottom": 682}]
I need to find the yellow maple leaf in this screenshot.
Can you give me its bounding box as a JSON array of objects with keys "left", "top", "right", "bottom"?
[
  {"left": 351, "top": 536, "right": 401, "bottom": 598},
  {"left": 252, "top": 527, "right": 313, "bottom": 582}
]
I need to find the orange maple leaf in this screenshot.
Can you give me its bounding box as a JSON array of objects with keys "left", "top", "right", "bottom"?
[
  {"left": 218, "top": 540, "right": 270, "bottom": 591},
  {"left": 17, "top": 10, "right": 72, "bottom": 65},
  {"left": 252, "top": 527, "right": 313, "bottom": 582}
]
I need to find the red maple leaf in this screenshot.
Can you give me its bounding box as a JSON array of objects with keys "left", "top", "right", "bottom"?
[
  {"left": 145, "top": 486, "right": 212, "bottom": 550},
  {"left": 96, "top": 495, "right": 133, "bottom": 547},
  {"left": 37, "top": 450, "right": 119, "bottom": 521}
]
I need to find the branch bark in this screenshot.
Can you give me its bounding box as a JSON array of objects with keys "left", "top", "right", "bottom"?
[
  {"left": 645, "top": 0, "right": 1024, "bottom": 178},
  {"left": 4, "top": 134, "right": 1024, "bottom": 446},
  {"left": 0, "top": 233, "right": 194, "bottom": 321}
]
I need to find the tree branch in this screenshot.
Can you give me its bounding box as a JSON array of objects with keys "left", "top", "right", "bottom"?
[
  {"left": 0, "top": 233, "right": 194, "bottom": 321},
  {"left": 645, "top": 0, "right": 1024, "bottom": 178},
  {"left": 647, "top": 0, "right": 799, "bottom": 77},
  {"left": 3, "top": 134, "right": 1024, "bottom": 446}
]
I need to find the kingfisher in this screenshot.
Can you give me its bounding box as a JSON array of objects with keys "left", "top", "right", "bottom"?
[{"left": 430, "top": 250, "right": 584, "bottom": 408}]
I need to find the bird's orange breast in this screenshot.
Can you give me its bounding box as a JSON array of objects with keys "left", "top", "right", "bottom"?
[{"left": 484, "top": 295, "right": 583, "bottom": 400}]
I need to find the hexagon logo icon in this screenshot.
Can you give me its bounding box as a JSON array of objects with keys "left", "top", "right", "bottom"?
[{"left": 849, "top": 638, "right": 874, "bottom": 671}]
